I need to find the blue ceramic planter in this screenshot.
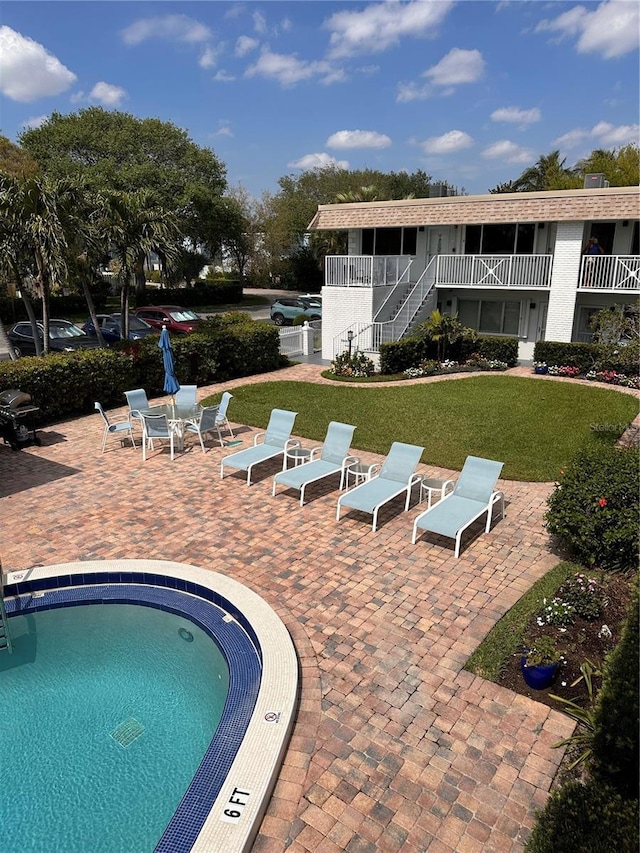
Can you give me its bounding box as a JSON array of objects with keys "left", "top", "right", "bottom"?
[
  {"left": 534, "top": 366, "right": 548, "bottom": 375},
  {"left": 521, "top": 657, "right": 558, "bottom": 690}
]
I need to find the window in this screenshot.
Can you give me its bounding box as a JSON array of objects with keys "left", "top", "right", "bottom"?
[
  {"left": 458, "top": 299, "right": 521, "bottom": 335},
  {"left": 464, "top": 223, "right": 536, "bottom": 254},
  {"left": 360, "top": 227, "right": 417, "bottom": 255}
]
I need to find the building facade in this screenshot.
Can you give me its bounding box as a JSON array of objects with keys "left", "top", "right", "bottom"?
[{"left": 308, "top": 186, "right": 639, "bottom": 361}]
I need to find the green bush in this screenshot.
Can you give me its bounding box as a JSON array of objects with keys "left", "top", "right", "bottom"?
[
  {"left": 0, "top": 316, "right": 281, "bottom": 424},
  {"left": 379, "top": 334, "right": 518, "bottom": 375},
  {"left": 0, "top": 349, "right": 136, "bottom": 423},
  {"left": 524, "top": 779, "right": 638, "bottom": 853},
  {"left": 0, "top": 292, "right": 108, "bottom": 325},
  {"left": 591, "top": 579, "right": 639, "bottom": 800},
  {"left": 534, "top": 340, "right": 640, "bottom": 378},
  {"left": 330, "top": 351, "right": 376, "bottom": 377},
  {"left": 132, "top": 282, "right": 242, "bottom": 309},
  {"left": 379, "top": 338, "right": 427, "bottom": 374},
  {"left": 545, "top": 445, "right": 640, "bottom": 573}
]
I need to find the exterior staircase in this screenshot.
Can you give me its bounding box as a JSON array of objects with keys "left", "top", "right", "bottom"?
[{"left": 333, "top": 256, "right": 439, "bottom": 358}]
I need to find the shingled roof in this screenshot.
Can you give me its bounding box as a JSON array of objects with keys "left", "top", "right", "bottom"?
[{"left": 307, "top": 186, "right": 640, "bottom": 230}]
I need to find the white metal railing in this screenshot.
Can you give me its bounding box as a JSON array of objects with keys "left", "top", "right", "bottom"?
[
  {"left": 436, "top": 254, "right": 553, "bottom": 288},
  {"left": 325, "top": 255, "right": 412, "bottom": 287},
  {"left": 388, "top": 258, "right": 437, "bottom": 338},
  {"left": 331, "top": 321, "right": 398, "bottom": 358},
  {"left": 578, "top": 255, "right": 640, "bottom": 290}
]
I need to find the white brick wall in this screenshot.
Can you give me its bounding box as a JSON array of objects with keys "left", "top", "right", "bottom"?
[
  {"left": 545, "top": 221, "right": 583, "bottom": 342},
  {"left": 321, "top": 286, "right": 374, "bottom": 360}
]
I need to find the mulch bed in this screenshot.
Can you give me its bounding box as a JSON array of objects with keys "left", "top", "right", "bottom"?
[{"left": 497, "top": 572, "right": 634, "bottom": 712}]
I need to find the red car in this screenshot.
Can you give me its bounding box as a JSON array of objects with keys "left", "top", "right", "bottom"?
[{"left": 134, "top": 305, "right": 201, "bottom": 334}]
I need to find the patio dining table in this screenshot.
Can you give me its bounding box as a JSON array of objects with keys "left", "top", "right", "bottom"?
[{"left": 139, "top": 403, "right": 202, "bottom": 451}]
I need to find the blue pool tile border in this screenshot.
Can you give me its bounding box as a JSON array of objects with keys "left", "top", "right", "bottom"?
[{"left": 5, "top": 574, "right": 262, "bottom": 853}]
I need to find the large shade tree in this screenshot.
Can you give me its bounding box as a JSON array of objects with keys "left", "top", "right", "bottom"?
[{"left": 20, "top": 108, "right": 228, "bottom": 287}]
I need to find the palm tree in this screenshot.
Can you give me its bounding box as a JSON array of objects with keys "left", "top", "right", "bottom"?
[
  {"left": 103, "top": 190, "right": 181, "bottom": 338},
  {"left": 0, "top": 175, "right": 86, "bottom": 354},
  {"left": 334, "top": 185, "right": 381, "bottom": 204},
  {"left": 512, "top": 151, "right": 581, "bottom": 192}
]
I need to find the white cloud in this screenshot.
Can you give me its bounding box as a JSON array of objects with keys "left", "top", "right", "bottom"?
[
  {"left": 288, "top": 152, "right": 349, "bottom": 170},
  {"left": 0, "top": 26, "right": 76, "bottom": 102},
  {"left": 325, "top": 0, "right": 453, "bottom": 59},
  {"left": 491, "top": 106, "right": 542, "bottom": 125},
  {"left": 553, "top": 120, "right": 640, "bottom": 149},
  {"left": 89, "top": 82, "right": 126, "bottom": 107},
  {"left": 424, "top": 48, "right": 485, "bottom": 87},
  {"left": 281, "top": 18, "right": 293, "bottom": 33},
  {"left": 23, "top": 115, "right": 48, "bottom": 130},
  {"left": 536, "top": 1, "right": 639, "bottom": 59},
  {"left": 253, "top": 11, "right": 267, "bottom": 35},
  {"left": 590, "top": 120, "right": 639, "bottom": 146},
  {"left": 213, "top": 70, "right": 235, "bottom": 82},
  {"left": 213, "top": 123, "right": 234, "bottom": 138},
  {"left": 421, "top": 130, "right": 474, "bottom": 154},
  {"left": 326, "top": 129, "right": 391, "bottom": 149},
  {"left": 553, "top": 128, "right": 590, "bottom": 148},
  {"left": 235, "top": 35, "right": 259, "bottom": 57},
  {"left": 396, "top": 81, "right": 431, "bottom": 103},
  {"left": 245, "top": 50, "right": 343, "bottom": 86},
  {"left": 482, "top": 140, "right": 534, "bottom": 163},
  {"left": 199, "top": 45, "right": 221, "bottom": 69},
  {"left": 121, "top": 15, "right": 211, "bottom": 46}
]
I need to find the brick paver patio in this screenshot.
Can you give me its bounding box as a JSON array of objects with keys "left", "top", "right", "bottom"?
[{"left": 2, "top": 364, "right": 637, "bottom": 852}]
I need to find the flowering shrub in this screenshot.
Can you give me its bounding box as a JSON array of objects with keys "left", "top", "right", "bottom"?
[
  {"left": 546, "top": 445, "right": 640, "bottom": 573},
  {"left": 559, "top": 573, "right": 602, "bottom": 620},
  {"left": 585, "top": 370, "right": 640, "bottom": 389},
  {"left": 538, "top": 597, "right": 575, "bottom": 628},
  {"left": 483, "top": 359, "right": 508, "bottom": 370},
  {"left": 403, "top": 359, "right": 438, "bottom": 378},
  {"left": 439, "top": 359, "right": 459, "bottom": 371},
  {"left": 330, "top": 350, "right": 376, "bottom": 377},
  {"left": 546, "top": 364, "right": 580, "bottom": 377}
]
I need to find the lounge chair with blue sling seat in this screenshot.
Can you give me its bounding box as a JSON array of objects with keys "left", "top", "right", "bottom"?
[
  {"left": 411, "top": 455, "right": 505, "bottom": 557},
  {"left": 272, "top": 421, "right": 357, "bottom": 506},
  {"left": 220, "top": 408, "right": 298, "bottom": 485},
  {"left": 336, "top": 441, "right": 424, "bottom": 532}
]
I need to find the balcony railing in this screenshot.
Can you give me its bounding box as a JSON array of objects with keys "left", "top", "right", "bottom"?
[
  {"left": 325, "top": 255, "right": 412, "bottom": 287},
  {"left": 436, "top": 254, "right": 553, "bottom": 288},
  {"left": 578, "top": 255, "right": 640, "bottom": 290}
]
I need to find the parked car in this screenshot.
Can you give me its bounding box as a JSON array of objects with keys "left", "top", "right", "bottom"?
[
  {"left": 134, "top": 305, "right": 201, "bottom": 334},
  {"left": 82, "top": 313, "right": 156, "bottom": 345},
  {"left": 7, "top": 319, "right": 104, "bottom": 357},
  {"left": 270, "top": 295, "right": 322, "bottom": 326}
]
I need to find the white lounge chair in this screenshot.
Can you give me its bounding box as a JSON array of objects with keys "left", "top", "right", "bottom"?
[
  {"left": 220, "top": 408, "right": 298, "bottom": 485},
  {"left": 336, "top": 441, "right": 424, "bottom": 532},
  {"left": 411, "top": 455, "right": 505, "bottom": 557},
  {"left": 272, "top": 421, "right": 357, "bottom": 506}
]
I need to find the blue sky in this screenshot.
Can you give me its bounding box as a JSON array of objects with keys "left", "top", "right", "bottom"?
[{"left": 1, "top": 1, "right": 638, "bottom": 198}]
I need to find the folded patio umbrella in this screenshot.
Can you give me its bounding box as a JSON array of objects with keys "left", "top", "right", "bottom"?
[{"left": 158, "top": 326, "right": 180, "bottom": 398}]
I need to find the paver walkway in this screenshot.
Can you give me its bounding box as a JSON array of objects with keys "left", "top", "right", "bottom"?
[{"left": 1, "top": 364, "right": 636, "bottom": 853}]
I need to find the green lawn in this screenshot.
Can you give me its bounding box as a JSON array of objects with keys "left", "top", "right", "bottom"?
[{"left": 204, "top": 375, "right": 639, "bottom": 481}]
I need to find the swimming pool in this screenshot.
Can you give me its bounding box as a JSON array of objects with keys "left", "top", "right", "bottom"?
[{"left": 1, "top": 560, "right": 298, "bottom": 853}]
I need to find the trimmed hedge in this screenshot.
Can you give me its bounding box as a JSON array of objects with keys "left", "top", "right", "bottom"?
[
  {"left": 524, "top": 779, "right": 638, "bottom": 853},
  {"left": 0, "top": 317, "right": 281, "bottom": 424},
  {"left": 545, "top": 444, "right": 640, "bottom": 573},
  {"left": 534, "top": 340, "right": 640, "bottom": 377},
  {"left": 379, "top": 334, "right": 518, "bottom": 374},
  {"left": 134, "top": 281, "right": 242, "bottom": 308},
  {"left": 591, "top": 578, "right": 639, "bottom": 800},
  {"left": 0, "top": 293, "right": 108, "bottom": 325}
]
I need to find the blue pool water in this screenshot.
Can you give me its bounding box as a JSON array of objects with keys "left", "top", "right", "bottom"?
[{"left": 0, "top": 603, "right": 230, "bottom": 853}]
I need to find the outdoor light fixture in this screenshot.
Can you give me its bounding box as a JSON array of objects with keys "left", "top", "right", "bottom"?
[{"left": 347, "top": 329, "right": 354, "bottom": 357}]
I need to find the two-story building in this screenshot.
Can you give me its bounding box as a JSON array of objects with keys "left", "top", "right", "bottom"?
[{"left": 307, "top": 185, "right": 639, "bottom": 361}]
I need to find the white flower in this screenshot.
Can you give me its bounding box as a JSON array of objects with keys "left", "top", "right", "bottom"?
[{"left": 598, "top": 624, "right": 612, "bottom": 639}]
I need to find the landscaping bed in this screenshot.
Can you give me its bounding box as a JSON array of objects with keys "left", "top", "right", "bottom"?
[{"left": 496, "top": 570, "right": 634, "bottom": 713}]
